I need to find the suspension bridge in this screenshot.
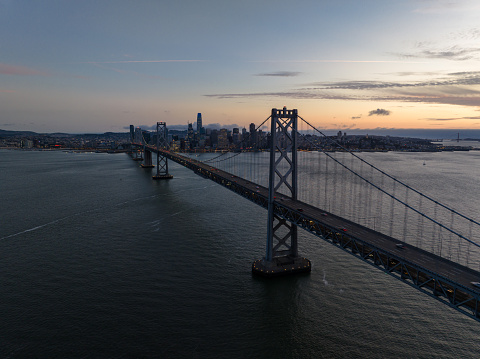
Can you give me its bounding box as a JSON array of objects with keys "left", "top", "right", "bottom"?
[{"left": 129, "top": 108, "right": 480, "bottom": 323}]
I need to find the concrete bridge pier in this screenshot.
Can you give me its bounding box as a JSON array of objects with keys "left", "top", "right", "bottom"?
[{"left": 141, "top": 147, "right": 154, "bottom": 168}]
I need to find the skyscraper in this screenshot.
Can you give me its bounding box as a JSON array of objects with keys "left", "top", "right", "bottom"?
[
  {"left": 197, "top": 113, "right": 202, "bottom": 133},
  {"left": 187, "top": 123, "right": 194, "bottom": 141},
  {"left": 218, "top": 129, "right": 228, "bottom": 149},
  {"left": 134, "top": 127, "right": 142, "bottom": 143},
  {"left": 249, "top": 123, "right": 256, "bottom": 147},
  {"left": 232, "top": 127, "right": 240, "bottom": 144}
]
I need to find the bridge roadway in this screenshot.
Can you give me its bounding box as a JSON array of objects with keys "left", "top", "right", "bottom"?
[{"left": 143, "top": 145, "right": 480, "bottom": 320}]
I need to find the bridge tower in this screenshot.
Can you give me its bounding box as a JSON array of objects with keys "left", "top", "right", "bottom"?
[
  {"left": 153, "top": 122, "right": 173, "bottom": 180},
  {"left": 252, "top": 107, "right": 311, "bottom": 276}
]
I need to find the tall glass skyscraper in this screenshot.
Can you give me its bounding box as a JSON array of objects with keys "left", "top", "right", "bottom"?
[{"left": 197, "top": 113, "right": 202, "bottom": 133}]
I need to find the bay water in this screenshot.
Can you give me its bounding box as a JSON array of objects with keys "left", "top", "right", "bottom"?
[{"left": 1, "top": 149, "right": 479, "bottom": 358}]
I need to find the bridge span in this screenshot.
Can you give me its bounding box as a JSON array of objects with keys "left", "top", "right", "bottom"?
[
  {"left": 137, "top": 144, "right": 480, "bottom": 322},
  {"left": 130, "top": 108, "right": 480, "bottom": 323}
]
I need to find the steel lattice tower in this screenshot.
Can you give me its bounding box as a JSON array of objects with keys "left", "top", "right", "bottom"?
[
  {"left": 252, "top": 107, "right": 311, "bottom": 276},
  {"left": 153, "top": 122, "right": 173, "bottom": 180}
]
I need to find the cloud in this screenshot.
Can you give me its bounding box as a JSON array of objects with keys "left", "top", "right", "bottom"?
[
  {"left": 206, "top": 90, "right": 480, "bottom": 107},
  {"left": 205, "top": 91, "right": 356, "bottom": 100},
  {"left": 351, "top": 115, "right": 362, "bottom": 119},
  {"left": 394, "top": 41, "right": 480, "bottom": 61},
  {"left": 413, "top": 1, "right": 480, "bottom": 14},
  {"left": 368, "top": 109, "right": 391, "bottom": 116},
  {"left": 255, "top": 71, "right": 301, "bottom": 77},
  {"left": 426, "top": 116, "right": 480, "bottom": 121},
  {"left": 332, "top": 123, "right": 357, "bottom": 130},
  {"left": 426, "top": 118, "right": 457, "bottom": 121},
  {"left": 205, "top": 71, "right": 480, "bottom": 108},
  {"left": 0, "top": 63, "right": 49, "bottom": 76},
  {"left": 449, "top": 28, "right": 480, "bottom": 41},
  {"left": 250, "top": 59, "right": 427, "bottom": 64},
  {"left": 205, "top": 123, "right": 243, "bottom": 130},
  {"left": 166, "top": 125, "right": 188, "bottom": 131},
  {"left": 307, "top": 72, "right": 480, "bottom": 90},
  {"left": 418, "top": 47, "right": 480, "bottom": 61}
]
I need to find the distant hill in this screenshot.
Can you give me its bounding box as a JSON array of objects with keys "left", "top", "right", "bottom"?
[
  {"left": 0, "top": 129, "right": 129, "bottom": 139},
  {"left": 0, "top": 129, "right": 38, "bottom": 137}
]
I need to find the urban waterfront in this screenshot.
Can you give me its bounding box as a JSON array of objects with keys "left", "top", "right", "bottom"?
[{"left": 1, "top": 149, "right": 480, "bottom": 358}]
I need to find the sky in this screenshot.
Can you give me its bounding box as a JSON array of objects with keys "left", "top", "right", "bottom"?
[{"left": 2, "top": 0, "right": 480, "bottom": 135}]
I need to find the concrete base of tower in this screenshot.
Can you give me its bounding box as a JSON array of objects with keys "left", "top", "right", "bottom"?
[
  {"left": 140, "top": 164, "right": 155, "bottom": 168},
  {"left": 152, "top": 174, "right": 173, "bottom": 180},
  {"left": 252, "top": 256, "right": 311, "bottom": 277}
]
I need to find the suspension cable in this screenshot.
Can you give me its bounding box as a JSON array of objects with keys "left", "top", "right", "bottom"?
[
  {"left": 297, "top": 117, "right": 480, "bottom": 249},
  {"left": 299, "top": 115, "right": 480, "bottom": 229}
]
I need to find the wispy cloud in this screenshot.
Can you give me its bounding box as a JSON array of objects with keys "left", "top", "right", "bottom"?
[
  {"left": 205, "top": 91, "right": 357, "bottom": 100},
  {"left": 255, "top": 71, "right": 301, "bottom": 77},
  {"left": 449, "top": 28, "right": 480, "bottom": 41},
  {"left": 0, "top": 63, "right": 49, "bottom": 76},
  {"left": 206, "top": 71, "right": 480, "bottom": 108},
  {"left": 427, "top": 118, "right": 458, "bottom": 121},
  {"left": 413, "top": 1, "right": 480, "bottom": 14},
  {"left": 401, "top": 45, "right": 480, "bottom": 61},
  {"left": 250, "top": 59, "right": 427, "bottom": 64},
  {"left": 205, "top": 91, "right": 480, "bottom": 107},
  {"left": 394, "top": 30, "right": 480, "bottom": 61},
  {"left": 307, "top": 72, "right": 480, "bottom": 90},
  {"left": 82, "top": 60, "right": 206, "bottom": 64},
  {"left": 426, "top": 116, "right": 480, "bottom": 121}
]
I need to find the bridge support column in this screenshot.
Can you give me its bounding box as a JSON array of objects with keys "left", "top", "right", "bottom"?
[
  {"left": 253, "top": 107, "right": 311, "bottom": 277},
  {"left": 141, "top": 147, "right": 155, "bottom": 168},
  {"left": 133, "top": 149, "right": 143, "bottom": 161},
  {"left": 153, "top": 121, "right": 173, "bottom": 180}
]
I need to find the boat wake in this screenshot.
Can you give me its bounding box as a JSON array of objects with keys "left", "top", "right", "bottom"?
[{"left": 1, "top": 184, "right": 217, "bottom": 241}]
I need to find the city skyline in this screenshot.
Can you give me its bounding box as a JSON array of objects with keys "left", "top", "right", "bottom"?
[{"left": 2, "top": 0, "right": 480, "bottom": 133}]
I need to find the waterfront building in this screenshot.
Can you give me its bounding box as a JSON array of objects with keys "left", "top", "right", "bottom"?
[
  {"left": 130, "top": 125, "right": 134, "bottom": 142},
  {"left": 134, "top": 127, "right": 143, "bottom": 143},
  {"left": 187, "top": 123, "right": 194, "bottom": 142},
  {"left": 218, "top": 129, "right": 229, "bottom": 149},
  {"left": 232, "top": 128, "right": 240, "bottom": 145}
]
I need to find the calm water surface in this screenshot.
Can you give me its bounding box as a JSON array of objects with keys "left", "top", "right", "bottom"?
[{"left": 1, "top": 149, "right": 479, "bottom": 358}]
